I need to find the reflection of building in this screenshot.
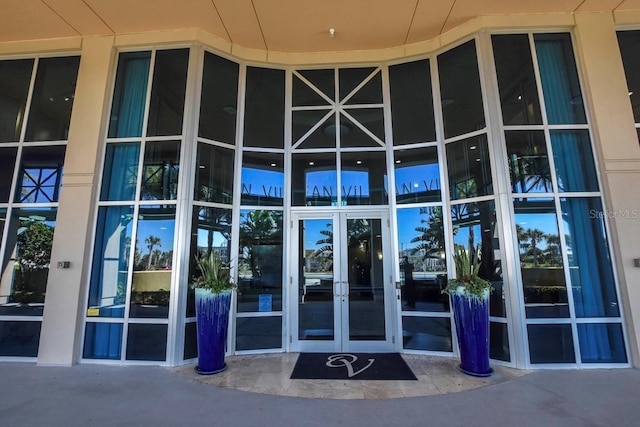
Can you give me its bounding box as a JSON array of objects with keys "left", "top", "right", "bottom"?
[{"left": 0, "top": 3, "right": 640, "bottom": 371}]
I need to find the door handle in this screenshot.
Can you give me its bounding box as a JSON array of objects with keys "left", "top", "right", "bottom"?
[
  {"left": 341, "top": 281, "right": 349, "bottom": 297},
  {"left": 334, "top": 281, "right": 341, "bottom": 297}
]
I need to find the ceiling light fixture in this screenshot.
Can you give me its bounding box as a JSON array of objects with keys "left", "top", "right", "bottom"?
[{"left": 329, "top": 28, "right": 335, "bottom": 38}]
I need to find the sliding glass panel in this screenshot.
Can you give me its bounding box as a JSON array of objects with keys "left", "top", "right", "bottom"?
[
  {"left": 241, "top": 152, "right": 284, "bottom": 206},
  {"left": 446, "top": 134, "right": 492, "bottom": 200},
  {"left": 550, "top": 130, "right": 598, "bottom": 193},
  {"left": 394, "top": 146, "right": 440, "bottom": 204},
  {"left": 15, "top": 145, "right": 65, "bottom": 203},
  {"left": 505, "top": 131, "right": 552, "bottom": 193},
  {"left": 513, "top": 198, "right": 568, "bottom": 319},
  {"left": 146, "top": 49, "right": 189, "bottom": 137},
  {"left": 291, "top": 152, "right": 337, "bottom": 206},
  {"left": 492, "top": 34, "right": 543, "bottom": 126},
  {"left": 100, "top": 143, "right": 140, "bottom": 201},
  {"left": 199, "top": 52, "right": 239, "bottom": 144},
  {"left": 194, "top": 143, "right": 234, "bottom": 204},
  {"left": 108, "top": 52, "right": 151, "bottom": 138},
  {"left": 534, "top": 33, "right": 586, "bottom": 125},
  {"left": 0, "top": 59, "right": 33, "bottom": 143},
  {"left": 187, "top": 206, "right": 232, "bottom": 317},
  {"left": 87, "top": 206, "right": 134, "bottom": 319},
  {"left": 130, "top": 205, "right": 175, "bottom": 319},
  {"left": 25, "top": 56, "right": 80, "bottom": 141},
  {"left": 0, "top": 208, "right": 57, "bottom": 316},
  {"left": 396, "top": 207, "right": 447, "bottom": 312},
  {"left": 561, "top": 197, "right": 619, "bottom": 318},
  {"left": 389, "top": 59, "right": 436, "bottom": 145},
  {"left": 244, "top": 67, "right": 285, "bottom": 149},
  {"left": 141, "top": 141, "right": 180, "bottom": 201},
  {"left": 340, "top": 151, "right": 387, "bottom": 205},
  {"left": 238, "top": 210, "right": 283, "bottom": 313},
  {"left": 438, "top": 40, "right": 485, "bottom": 138}
]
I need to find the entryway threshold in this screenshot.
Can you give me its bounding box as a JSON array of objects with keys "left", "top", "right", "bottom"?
[{"left": 173, "top": 353, "right": 529, "bottom": 399}]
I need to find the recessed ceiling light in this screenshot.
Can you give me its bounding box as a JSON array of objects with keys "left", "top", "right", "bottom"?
[
  {"left": 395, "top": 160, "right": 401, "bottom": 164},
  {"left": 356, "top": 160, "right": 362, "bottom": 164},
  {"left": 470, "top": 145, "right": 477, "bottom": 150},
  {"left": 309, "top": 161, "right": 315, "bottom": 166},
  {"left": 270, "top": 163, "right": 277, "bottom": 167}
]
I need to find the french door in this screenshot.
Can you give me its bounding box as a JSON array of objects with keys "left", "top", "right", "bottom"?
[{"left": 291, "top": 210, "right": 395, "bottom": 352}]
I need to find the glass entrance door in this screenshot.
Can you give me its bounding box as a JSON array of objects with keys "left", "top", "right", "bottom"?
[{"left": 292, "top": 211, "right": 394, "bottom": 352}]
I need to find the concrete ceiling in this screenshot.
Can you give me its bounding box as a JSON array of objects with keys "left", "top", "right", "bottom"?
[{"left": 1, "top": 0, "right": 638, "bottom": 53}]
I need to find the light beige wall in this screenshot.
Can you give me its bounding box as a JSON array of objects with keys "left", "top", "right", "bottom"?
[
  {"left": 37, "top": 36, "right": 115, "bottom": 366},
  {"left": 574, "top": 12, "right": 640, "bottom": 367}
]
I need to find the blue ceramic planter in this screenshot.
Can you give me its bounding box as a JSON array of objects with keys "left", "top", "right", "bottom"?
[
  {"left": 451, "top": 293, "right": 492, "bottom": 377},
  {"left": 195, "top": 288, "right": 232, "bottom": 375}
]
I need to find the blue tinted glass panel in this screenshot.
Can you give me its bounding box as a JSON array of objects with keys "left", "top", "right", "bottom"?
[
  {"left": 341, "top": 151, "right": 387, "bottom": 205},
  {"left": 292, "top": 152, "right": 337, "bottom": 206},
  {"left": 241, "top": 152, "right": 284, "bottom": 206},
  {"left": 394, "top": 146, "right": 440, "bottom": 203},
  {"left": 535, "top": 33, "right": 586, "bottom": 125},
  {"left": 550, "top": 130, "right": 598, "bottom": 192},
  {"left": 108, "top": 52, "right": 150, "bottom": 138},
  {"left": 83, "top": 322, "right": 123, "bottom": 360},
  {"left": 15, "top": 146, "right": 66, "bottom": 203},
  {"left": 561, "top": 198, "right": 619, "bottom": 317},
  {"left": 100, "top": 143, "right": 140, "bottom": 201},
  {"left": 578, "top": 323, "right": 627, "bottom": 363},
  {"left": 88, "top": 206, "right": 134, "bottom": 319}
]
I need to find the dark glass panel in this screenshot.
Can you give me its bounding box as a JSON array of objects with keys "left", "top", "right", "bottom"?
[
  {"left": 293, "top": 72, "right": 331, "bottom": 106},
  {"left": 87, "top": 206, "right": 134, "bottom": 319},
  {"left": 25, "top": 56, "right": 80, "bottom": 141},
  {"left": 513, "top": 198, "right": 568, "bottom": 318},
  {"left": 451, "top": 200, "right": 505, "bottom": 317},
  {"left": 83, "top": 322, "right": 123, "bottom": 360},
  {"left": 528, "top": 324, "right": 575, "bottom": 364},
  {"left": 291, "top": 152, "right": 337, "bottom": 206},
  {"left": 341, "top": 109, "right": 385, "bottom": 147},
  {"left": 244, "top": 67, "right": 285, "bottom": 149},
  {"left": 108, "top": 52, "right": 151, "bottom": 138},
  {"left": 183, "top": 321, "right": 197, "bottom": 359},
  {"left": 339, "top": 68, "right": 381, "bottom": 103},
  {"left": 0, "top": 59, "right": 33, "bottom": 142},
  {"left": 492, "top": 34, "right": 543, "bottom": 125},
  {"left": 0, "top": 321, "right": 41, "bottom": 357},
  {"left": 126, "top": 323, "right": 167, "bottom": 361},
  {"left": 534, "top": 33, "right": 586, "bottom": 125},
  {"left": 505, "top": 131, "right": 552, "bottom": 193},
  {"left": 194, "top": 143, "right": 234, "bottom": 204},
  {"left": 241, "top": 152, "right": 284, "bottom": 206},
  {"left": 578, "top": 323, "right": 627, "bottom": 363},
  {"left": 298, "top": 69, "right": 335, "bottom": 101},
  {"left": 130, "top": 205, "right": 175, "bottom": 319},
  {"left": 141, "top": 140, "right": 180, "bottom": 200},
  {"left": 389, "top": 59, "right": 436, "bottom": 144},
  {"left": 236, "top": 316, "right": 282, "bottom": 350},
  {"left": 186, "top": 206, "right": 232, "bottom": 317},
  {"left": 561, "top": 198, "right": 619, "bottom": 318},
  {"left": 340, "top": 151, "right": 387, "bottom": 205},
  {"left": 293, "top": 110, "right": 334, "bottom": 149},
  {"left": 402, "top": 316, "right": 452, "bottom": 352},
  {"left": 438, "top": 40, "right": 485, "bottom": 138},
  {"left": 100, "top": 142, "right": 140, "bottom": 201},
  {"left": 0, "top": 147, "right": 18, "bottom": 202},
  {"left": 15, "top": 145, "right": 65, "bottom": 203},
  {"left": 617, "top": 30, "right": 640, "bottom": 123},
  {"left": 550, "top": 130, "right": 598, "bottom": 193},
  {"left": 446, "top": 134, "right": 492, "bottom": 200},
  {"left": 490, "top": 322, "right": 510, "bottom": 362},
  {"left": 238, "top": 210, "right": 283, "bottom": 313},
  {"left": 199, "top": 52, "right": 239, "bottom": 144},
  {"left": 0, "top": 208, "right": 56, "bottom": 316},
  {"left": 394, "top": 146, "right": 441, "bottom": 204},
  {"left": 147, "top": 49, "right": 189, "bottom": 136},
  {"left": 397, "top": 207, "right": 448, "bottom": 313}
]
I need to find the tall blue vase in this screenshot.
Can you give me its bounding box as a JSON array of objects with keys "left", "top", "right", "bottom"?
[
  {"left": 451, "top": 293, "right": 492, "bottom": 377},
  {"left": 195, "top": 288, "right": 232, "bottom": 375}
]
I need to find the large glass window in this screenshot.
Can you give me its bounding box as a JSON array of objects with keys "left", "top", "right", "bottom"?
[
  {"left": 394, "top": 146, "right": 440, "bottom": 204},
  {"left": 244, "top": 67, "right": 285, "bottom": 149},
  {"left": 0, "top": 59, "right": 33, "bottom": 143},
  {"left": 617, "top": 30, "right": 640, "bottom": 142},
  {"left": 199, "top": 52, "right": 239, "bottom": 144},
  {"left": 446, "top": 135, "right": 493, "bottom": 200}
]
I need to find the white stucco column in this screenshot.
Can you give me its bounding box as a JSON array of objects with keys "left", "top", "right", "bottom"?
[
  {"left": 37, "top": 36, "right": 115, "bottom": 365},
  {"left": 574, "top": 12, "right": 640, "bottom": 367}
]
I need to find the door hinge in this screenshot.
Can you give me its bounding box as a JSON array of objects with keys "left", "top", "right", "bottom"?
[
  {"left": 387, "top": 218, "right": 390, "bottom": 227},
  {"left": 290, "top": 335, "right": 293, "bottom": 344},
  {"left": 392, "top": 335, "right": 395, "bottom": 344}
]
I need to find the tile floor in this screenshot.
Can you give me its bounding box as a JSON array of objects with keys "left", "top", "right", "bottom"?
[{"left": 174, "top": 353, "right": 529, "bottom": 399}]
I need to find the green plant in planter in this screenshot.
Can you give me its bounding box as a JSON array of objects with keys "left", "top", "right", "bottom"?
[
  {"left": 191, "top": 251, "right": 235, "bottom": 294},
  {"left": 443, "top": 244, "right": 494, "bottom": 299}
]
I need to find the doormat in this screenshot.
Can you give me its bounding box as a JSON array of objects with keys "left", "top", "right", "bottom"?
[{"left": 290, "top": 353, "right": 417, "bottom": 380}]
